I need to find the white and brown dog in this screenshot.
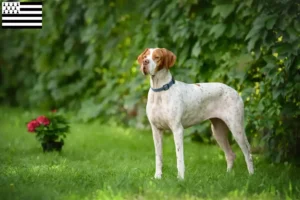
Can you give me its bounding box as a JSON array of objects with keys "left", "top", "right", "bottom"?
[{"left": 137, "top": 48, "right": 254, "bottom": 179}]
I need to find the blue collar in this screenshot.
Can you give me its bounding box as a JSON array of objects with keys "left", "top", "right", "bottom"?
[{"left": 151, "top": 77, "right": 175, "bottom": 92}]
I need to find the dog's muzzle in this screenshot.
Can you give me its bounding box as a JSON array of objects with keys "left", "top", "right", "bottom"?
[{"left": 141, "top": 64, "right": 149, "bottom": 75}]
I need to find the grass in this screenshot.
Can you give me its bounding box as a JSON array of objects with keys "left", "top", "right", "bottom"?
[{"left": 0, "top": 107, "right": 299, "bottom": 200}]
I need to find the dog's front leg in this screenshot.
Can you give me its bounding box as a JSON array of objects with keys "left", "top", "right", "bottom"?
[
  {"left": 172, "top": 125, "right": 185, "bottom": 179},
  {"left": 151, "top": 125, "right": 163, "bottom": 179}
]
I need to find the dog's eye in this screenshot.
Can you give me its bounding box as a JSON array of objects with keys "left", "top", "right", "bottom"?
[{"left": 155, "top": 56, "right": 160, "bottom": 59}]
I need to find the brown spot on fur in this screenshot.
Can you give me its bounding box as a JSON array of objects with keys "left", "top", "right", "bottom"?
[
  {"left": 195, "top": 83, "right": 200, "bottom": 87},
  {"left": 137, "top": 48, "right": 150, "bottom": 65},
  {"left": 153, "top": 48, "right": 176, "bottom": 70}
]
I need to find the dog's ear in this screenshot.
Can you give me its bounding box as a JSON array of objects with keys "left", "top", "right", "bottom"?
[
  {"left": 161, "top": 48, "right": 176, "bottom": 68},
  {"left": 137, "top": 48, "right": 149, "bottom": 65}
]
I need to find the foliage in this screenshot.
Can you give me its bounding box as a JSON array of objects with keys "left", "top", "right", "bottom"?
[
  {"left": 0, "top": 0, "right": 299, "bottom": 162},
  {"left": 1, "top": 108, "right": 300, "bottom": 200},
  {"left": 27, "top": 113, "right": 70, "bottom": 144}
]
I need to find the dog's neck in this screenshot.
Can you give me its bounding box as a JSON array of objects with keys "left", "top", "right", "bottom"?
[{"left": 150, "top": 68, "right": 172, "bottom": 89}]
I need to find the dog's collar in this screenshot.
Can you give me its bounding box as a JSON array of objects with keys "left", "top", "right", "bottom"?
[{"left": 151, "top": 77, "right": 175, "bottom": 92}]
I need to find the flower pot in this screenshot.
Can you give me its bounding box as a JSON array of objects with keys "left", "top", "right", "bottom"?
[{"left": 41, "top": 141, "right": 64, "bottom": 152}]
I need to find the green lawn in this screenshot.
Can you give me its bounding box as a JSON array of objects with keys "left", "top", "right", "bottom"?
[{"left": 0, "top": 107, "right": 299, "bottom": 200}]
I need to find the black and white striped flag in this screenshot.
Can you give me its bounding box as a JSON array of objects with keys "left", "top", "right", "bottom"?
[{"left": 2, "top": 1, "right": 42, "bottom": 29}]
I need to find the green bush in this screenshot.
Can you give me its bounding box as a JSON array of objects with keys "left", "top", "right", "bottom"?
[{"left": 0, "top": 0, "right": 299, "bottom": 162}]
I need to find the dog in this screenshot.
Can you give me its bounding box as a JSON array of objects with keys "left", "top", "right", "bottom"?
[{"left": 137, "top": 48, "right": 254, "bottom": 179}]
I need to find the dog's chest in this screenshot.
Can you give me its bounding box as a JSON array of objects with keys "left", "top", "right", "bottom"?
[{"left": 146, "top": 93, "right": 175, "bottom": 129}]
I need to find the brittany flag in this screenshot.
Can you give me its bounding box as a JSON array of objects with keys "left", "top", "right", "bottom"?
[{"left": 2, "top": 1, "right": 42, "bottom": 29}]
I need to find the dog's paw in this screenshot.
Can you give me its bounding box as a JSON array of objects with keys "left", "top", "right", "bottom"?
[
  {"left": 154, "top": 173, "right": 162, "bottom": 179},
  {"left": 177, "top": 175, "right": 184, "bottom": 180}
]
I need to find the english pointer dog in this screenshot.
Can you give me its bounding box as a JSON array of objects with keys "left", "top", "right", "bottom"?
[{"left": 137, "top": 48, "right": 254, "bottom": 179}]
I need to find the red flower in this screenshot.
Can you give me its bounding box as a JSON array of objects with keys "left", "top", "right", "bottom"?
[
  {"left": 36, "top": 116, "right": 50, "bottom": 126},
  {"left": 27, "top": 120, "right": 40, "bottom": 132}
]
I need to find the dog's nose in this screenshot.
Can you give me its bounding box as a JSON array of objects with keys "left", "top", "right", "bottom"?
[{"left": 143, "top": 59, "right": 149, "bottom": 65}]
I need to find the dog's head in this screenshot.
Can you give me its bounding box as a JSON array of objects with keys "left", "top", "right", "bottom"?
[{"left": 137, "top": 48, "right": 176, "bottom": 75}]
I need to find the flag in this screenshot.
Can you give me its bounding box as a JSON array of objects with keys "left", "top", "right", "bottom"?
[{"left": 2, "top": 1, "right": 42, "bottom": 29}]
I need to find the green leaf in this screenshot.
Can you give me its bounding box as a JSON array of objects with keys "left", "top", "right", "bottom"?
[
  {"left": 191, "top": 41, "right": 201, "bottom": 57},
  {"left": 212, "top": 4, "right": 236, "bottom": 19},
  {"left": 247, "top": 34, "right": 259, "bottom": 52},
  {"left": 227, "top": 23, "right": 238, "bottom": 37},
  {"left": 64, "top": 37, "right": 74, "bottom": 53},
  {"left": 246, "top": 26, "right": 261, "bottom": 40},
  {"left": 266, "top": 16, "right": 277, "bottom": 30},
  {"left": 209, "top": 24, "right": 226, "bottom": 39},
  {"left": 272, "top": 89, "right": 282, "bottom": 100},
  {"left": 253, "top": 14, "right": 278, "bottom": 30},
  {"left": 261, "top": 63, "right": 276, "bottom": 75},
  {"left": 263, "top": 55, "right": 276, "bottom": 65},
  {"left": 294, "top": 20, "right": 300, "bottom": 32},
  {"left": 273, "top": 43, "right": 294, "bottom": 56},
  {"left": 286, "top": 27, "right": 298, "bottom": 41}
]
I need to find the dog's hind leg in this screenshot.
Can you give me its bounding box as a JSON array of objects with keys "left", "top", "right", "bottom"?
[
  {"left": 210, "top": 118, "right": 236, "bottom": 172},
  {"left": 224, "top": 106, "right": 254, "bottom": 174}
]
